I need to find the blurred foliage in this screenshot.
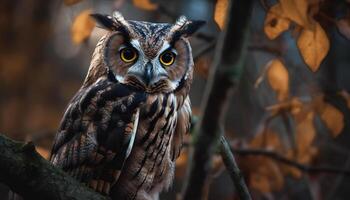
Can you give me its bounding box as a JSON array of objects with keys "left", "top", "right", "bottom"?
[{"left": 72, "top": 9, "right": 96, "bottom": 44}]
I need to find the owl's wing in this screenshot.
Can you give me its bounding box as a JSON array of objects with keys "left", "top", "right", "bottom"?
[
  {"left": 50, "top": 78, "right": 146, "bottom": 194},
  {"left": 170, "top": 97, "right": 191, "bottom": 161}
]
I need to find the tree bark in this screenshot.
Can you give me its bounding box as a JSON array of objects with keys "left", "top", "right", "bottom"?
[
  {"left": 0, "top": 134, "right": 108, "bottom": 200},
  {"left": 182, "top": 0, "right": 254, "bottom": 199}
]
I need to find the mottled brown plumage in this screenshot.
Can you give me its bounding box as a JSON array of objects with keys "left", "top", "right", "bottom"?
[{"left": 50, "top": 12, "right": 204, "bottom": 200}]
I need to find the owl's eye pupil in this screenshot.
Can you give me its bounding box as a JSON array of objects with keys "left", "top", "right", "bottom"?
[
  {"left": 123, "top": 49, "right": 133, "bottom": 59},
  {"left": 160, "top": 51, "right": 175, "bottom": 66},
  {"left": 162, "top": 53, "right": 172, "bottom": 63},
  {"left": 120, "top": 48, "right": 137, "bottom": 62}
]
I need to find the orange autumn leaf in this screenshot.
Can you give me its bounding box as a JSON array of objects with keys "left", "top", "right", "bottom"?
[
  {"left": 280, "top": 110, "right": 317, "bottom": 178},
  {"left": 64, "top": 0, "right": 83, "bottom": 6},
  {"left": 250, "top": 130, "right": 284, "bottom": 151},
  {"left": 266, "top": 59, "right": 289, "bottom": 101},
  {"left": 297, "top": 22, "right": 330, "bottom": 72},
  {"left": 214, "top": 0, "right": 229, "bottom": 29},
  {"left": 294, "top": 111, "right": 316, "bottom": 153},
  {"left": 279, "top": 0, "right": 310, "bottom": 28},
  {"left": 132, "top": 0, "right": 158, "bottom": 11},
  {"left": 264, "top": 3, "right": 291, "bottom": 40},
  {"left": 71, "top": 9, "right": 96, "bottom": 44},
  {"left": 282, "top": 146, "right": 318, "bottom": 178},
  {"left": 242, "top": 131, "right": 285, "bottom": 192},
  {"left": 249, "top": 157, "right": 284, "bottom": 193},
  {"left": 319, "top": 103, "right": 344, "bottom": 137}
]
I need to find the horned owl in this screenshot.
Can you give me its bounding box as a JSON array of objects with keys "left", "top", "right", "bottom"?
[{"left": 50, "top": 12, "right": 204, "bottom": 200}]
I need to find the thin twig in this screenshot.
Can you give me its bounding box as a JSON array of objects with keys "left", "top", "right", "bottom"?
[
  {"left": 233, "top": 148, "right": 350, "bottom": 176},
  {"left": 220, "top": 136, "right": 252, "bottom": 200},
  {"left": 183, "top": 140, "right": 350, "bottom": 176}
]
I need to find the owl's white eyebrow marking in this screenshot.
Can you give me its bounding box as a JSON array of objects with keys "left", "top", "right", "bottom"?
[
  {"left": 157, "top": 41, "right": 175, "bottom": 56},
  {"left": 130, "top": 39, "right": 141, "bottom": 50}
]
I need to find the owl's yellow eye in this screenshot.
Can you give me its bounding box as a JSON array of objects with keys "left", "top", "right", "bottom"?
[
  {"left": 120, "top": 48, "right": 137, "bottom": 63},
  {"left": 159, "top": 51, "right": 175, "bottom": 66}
]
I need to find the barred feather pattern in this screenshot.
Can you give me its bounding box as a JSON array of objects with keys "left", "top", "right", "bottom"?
[{"left": 50, "top": 78, "right": 191, "bottom": 200}]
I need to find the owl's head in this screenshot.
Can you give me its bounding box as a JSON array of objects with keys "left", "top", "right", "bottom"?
[{"left": 85, "top": 12, "right": 205, "bottom": 94}]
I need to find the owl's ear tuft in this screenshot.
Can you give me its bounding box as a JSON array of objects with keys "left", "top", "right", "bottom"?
[
  {"left": 169, "top": 16, "right": 206, "bottom": 43},
  {"left": 181, "top": 20, "right": 206, "bottom": 37},
  {"left": 90, "top": 14, "right": 115, "bottom": 31},
  {"left": 91, "top": 12, "right": 135, "bottom": 39}
]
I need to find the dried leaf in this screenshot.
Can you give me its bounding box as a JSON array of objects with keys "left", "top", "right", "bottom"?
[
  {"left": 266, "top": 59, "right": 289, "bottom": 101},
  {"left": 294, "top": 111, "right": 315, "bottom": 153},
  {"left": 132, "top": 0, "right": 158, "bottom": 11},
  {"left": 297, "top": 22, "right": 330, "bottom": 72},
  {"left": 280, "top": 156, "right": 302, "bottom": 178},
  {"left": 64, "top": 0, "right": 83, "bottom": 6},
  {"left": 279, "top": 0, "right": 310, "bottom": 28},
  {"left": 264, "top": 3, "right": 291, "bottom": 40},
  {"left": 282, "top": 146, "right": 318, "bottom": 178},
  {"left": 249, "top": 158, "right": 284, "bottom": 193},
  {"left": 250, "top": 130, "right": 284, "bottom": 151},
  {"left": 214, "top": 0, "right": 229, "bottom": 29},
  {"left": 71, "top": 9, "right": 96, "bottom": 44},
  {"left": 319, "top": 103, "right": 344, "bottom": 137},
  {"left": 337, "top": 18, "right": 350, "bottom": 40}
]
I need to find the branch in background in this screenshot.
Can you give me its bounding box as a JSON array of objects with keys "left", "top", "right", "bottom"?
[
  {"left": 182, "top": 138, "right": 350, "bottom": 176},
  {"left": 233, "top": 148, "right": 350, "bottom": 176},
  {"left": 0, "top": 134, "right": 108, "bottom": 200},
  {"left": 220, "top": 136, "right": 252, "bottom": 200},
  {"left": 182, "top": 0, "right": 254, "bottom": 199}
]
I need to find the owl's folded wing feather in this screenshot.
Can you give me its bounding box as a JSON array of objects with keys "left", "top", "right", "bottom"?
[
  {"left": 50, "top": 78, "right": 146, "bottom": 194},
  {"left": 171, "top": 96, "right": 191, "bottom": 161}
]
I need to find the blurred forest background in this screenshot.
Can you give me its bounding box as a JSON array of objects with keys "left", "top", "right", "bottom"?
[{"left": 1, "top": 0, "right": 350, "bottom": 199}]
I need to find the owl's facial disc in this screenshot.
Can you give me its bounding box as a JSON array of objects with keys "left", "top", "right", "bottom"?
[
  {"left": 98, "top": 14, "right": 206, "bottom": 93},
  {"left": 120, "top": 40, "right": 177, "bottom": 91}
]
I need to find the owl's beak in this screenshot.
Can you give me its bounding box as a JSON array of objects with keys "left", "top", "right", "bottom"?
[{"left": 142, "top": 62, "right": 153, "bottom": 86}]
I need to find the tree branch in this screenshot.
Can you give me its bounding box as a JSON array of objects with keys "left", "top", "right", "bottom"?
[
  {"left": 220, "top": 136, "right": 252, "bottom": 200},
  {"left": 0, "top": 134, "right": 108, "bottom": 200},
  {"left": 182, "top": 0, "right": 254, "bottom": 199},
  {"left": 233, "top": 148, "right": 350, "bottom": 176}
]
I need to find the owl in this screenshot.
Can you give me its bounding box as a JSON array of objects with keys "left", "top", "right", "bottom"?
[{"left": 50, "top": 12, "right": 204, "bottom": 200}]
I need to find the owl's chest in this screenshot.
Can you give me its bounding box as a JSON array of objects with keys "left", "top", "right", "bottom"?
[
  {"left": 114, "top": 93, "right": 178, "bottom": 199},
  {"left": 137, "top": 93, "right": 178, "bottom": 152}
]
